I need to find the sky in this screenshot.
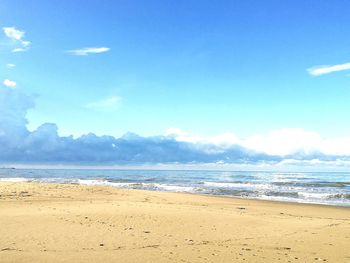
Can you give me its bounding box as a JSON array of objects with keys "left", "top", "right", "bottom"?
[{"left": 1, "top": 0, "right": 350, "bottom": 168}]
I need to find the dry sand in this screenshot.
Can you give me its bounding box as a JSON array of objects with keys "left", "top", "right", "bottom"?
[{"left": 0, "top": 182, "right": 349, "bottom": 263}]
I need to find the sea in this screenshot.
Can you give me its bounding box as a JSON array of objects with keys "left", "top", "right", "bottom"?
[{"left": 0, "top": 168, "right": 349, "bottom": 207}]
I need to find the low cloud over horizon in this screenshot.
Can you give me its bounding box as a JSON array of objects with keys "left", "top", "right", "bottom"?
[{"left": 1, "top": 87, "right": 350, "bottom": 168}]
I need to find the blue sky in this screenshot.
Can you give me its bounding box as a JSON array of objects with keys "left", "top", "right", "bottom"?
[{"left": 1, "top": 1, "right": 350, "bottom": 167}]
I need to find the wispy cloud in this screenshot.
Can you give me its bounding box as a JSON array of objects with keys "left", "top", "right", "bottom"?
[
  {"left": 21, "top": 40, "right": 30, "bottom": 47},
  {"left": 6, "top": 63, "right": 16, "bottom": 69},
  {"left": 2, "top": 26, "right": 31, "bottom": 52},
  {"left": 12, "top": 48, "right": 26, "bottom": 53},
  {"left": 307, "top": 62, "right": 350, "bottom": 76},
  {"left": 67, "top": 47, "right": 110, "bottom": 56},
  {"left": 2, "top": 79, "right": 17, "bottom": 88},
  {"left": 85, "top": 96, "right": 121, "bottom": 111}
]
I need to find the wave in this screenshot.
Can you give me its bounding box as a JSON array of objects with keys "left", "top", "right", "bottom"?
[
  {"left": 0, "top": 177, "right": 31, "bottom": 182},
  {"left": 203, "top": 181, "right": 272, "bottom": 190},
  {"left": 297, "top": 192, "right": 334, "bottom": 199},
  {"left": 153, "top": 183, "right": 196, "bottom": 192},
  {"left": 77, "top": 179, "right": 197, "bottom": 193},
  {"left": 264, "top": 191, "right": 299, "bottom": 198},
  {"left": 327, "top": 193, "right": 350, "bottom": 200},
  {"left": 273, "top": 181, "right": 350, "bottom": 188},
  {"left": 78, "top": 179, "right": 144, "bottom": 188},
  {"left": 1, "top": 170, "right": 349, "bottom": 206}
]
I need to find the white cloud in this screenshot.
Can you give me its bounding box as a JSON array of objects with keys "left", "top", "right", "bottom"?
[
  {"left": 12, "top": 48, "right": 26, "bottom": 52},
  {"left": 307, "top": 62, "right": 350, "bottom": 76},
  {"left": 2, "top": 26, "right": 31, "bottom": 52},
  {"left": 3, "top": 27, "right": 24, "bottom": 40},
  {"left": 241, "top": 128, "right": 322, "bottom": 156},
  {"left": 2, "top": 79, "right": 17, "bottom": 88},
  {"left": 274, "top": 158, "right": 350, "bottom": 168},
  {"left": 167, "top": 128, "right": 350, "bottom": 156},
  {"left": 6, "top": 63, "right": 16, "bottom": 69},
  {"left": 165, "top": 128, "right": 239, "bottom": 147},
  {"left": 85, "top": 96, "right": 121, "bottom": 111},
  {"left": 21, "top": 40, "right": 31, "bottom": 47},
  {"left": 67, "top": 47, "right": 110, "bottom": 56}
]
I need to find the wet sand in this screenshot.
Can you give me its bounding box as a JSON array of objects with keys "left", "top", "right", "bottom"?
[{"left": 0, "top": 182, "right": 349, "bottom": 262}]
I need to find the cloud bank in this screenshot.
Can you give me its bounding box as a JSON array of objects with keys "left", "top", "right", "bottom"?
[{"left": 1, "top": 87, "right": 350, "bottom": 168}]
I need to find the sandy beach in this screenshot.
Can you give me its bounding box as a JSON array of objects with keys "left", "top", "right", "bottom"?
[{"left": 0, "top": 182, "right": 349, "bottom": 263}]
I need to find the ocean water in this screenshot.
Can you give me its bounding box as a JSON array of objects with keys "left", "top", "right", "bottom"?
[{"left": 0, "top": 169, "right": 349, "bottom": 207}]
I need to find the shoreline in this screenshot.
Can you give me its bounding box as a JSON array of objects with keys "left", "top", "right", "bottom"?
[
  {"left": 181, "top": 191, "right": 350, "bottom": 209},
  {"left": 1, "top": 181, "right": 350, "bottom": 262},
  {"left": 1, "top": 177, "right": 349, "bottom": 208},
  {"left": 2, "top": 181, "right": 348, "bottom": 213},
  {"left": 2, "top": 180, "right": 350, "bottom": 209}
]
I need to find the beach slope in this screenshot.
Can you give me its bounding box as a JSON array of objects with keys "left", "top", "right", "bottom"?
[{"left": 0, "top": 182, "right": 349, "bottom": 262}]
